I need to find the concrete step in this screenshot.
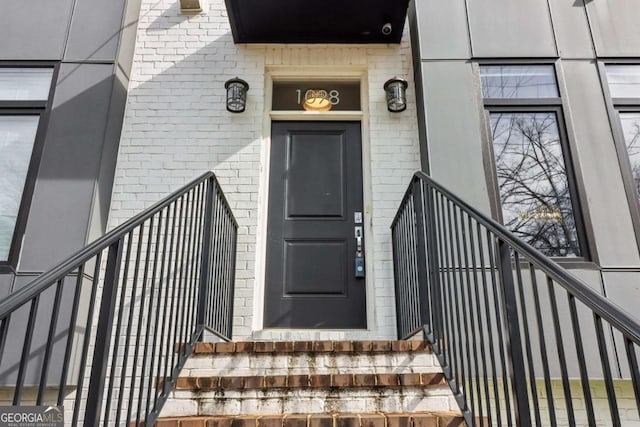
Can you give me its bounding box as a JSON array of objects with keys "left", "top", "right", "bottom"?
[
  {"left": 160, "top": 340, "right": 458, "bottom": 419},
  {"left": 161, "top": 384, "right": 456, "bottom": 417},
  {"left": 155, "top": 412, "right": 466, "bottom": 427}
]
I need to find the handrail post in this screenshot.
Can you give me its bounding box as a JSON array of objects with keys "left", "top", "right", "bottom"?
[
  {"left": 411, "top": 177, "right": 431, "bottom": 332},
  {"left": 226, "top": 224, "right": 238, "bottom": 339},
  {"left": 84, "top": 240, "right": 123, "bottom": 427},
  {"left": 497, "top": 239, "right": 532, "bottom": 426},
  {"left": 197, "top": 177, "right": 216, "bottom": 330},
  {"left": 422, "top": 181, "right": 443, "bottom": 349}
]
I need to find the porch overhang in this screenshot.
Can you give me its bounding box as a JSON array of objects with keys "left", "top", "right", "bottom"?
[{"left": 224, "top": 0, "right": 410, "bottom": 44}]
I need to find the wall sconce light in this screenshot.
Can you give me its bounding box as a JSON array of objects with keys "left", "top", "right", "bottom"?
[
  {"left": 225, "top": 77, "right": 249, "bottom": 113},
  {"left": 384, "top": 77, "right": 408, "bottom": 112},
  {"left": 303, "top": 89, "right": 332, "bottom": 112}
]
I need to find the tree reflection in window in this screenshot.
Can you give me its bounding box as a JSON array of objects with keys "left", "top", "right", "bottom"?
[
  {"left": 490, "top": 112, "right": 581, "bottom": 257},
  {"left": 620, "top": 113, "right": 640, "bottom": 199}
]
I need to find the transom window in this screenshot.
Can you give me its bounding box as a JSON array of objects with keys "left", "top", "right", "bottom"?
[
  {"left": 0, "top": 67, "right": 53, "bottom": 265},
  {"left": 481, "top": 65, "right": 585, "bottom": 258},
  {"left": 480, "top": 65, "right": 558, "bottom": 99}
]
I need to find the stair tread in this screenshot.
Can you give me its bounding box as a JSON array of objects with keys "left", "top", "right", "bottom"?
[
  {"left": 174, "top": 372, "right": 445, "bottom": 390},
  {"left": 191, "top": 340, "right": 431, "bottom": 355}
]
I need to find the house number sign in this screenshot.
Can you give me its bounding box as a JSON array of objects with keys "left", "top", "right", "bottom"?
[{"left": 272, "top": 81, "right": 361, "bottom": 111}]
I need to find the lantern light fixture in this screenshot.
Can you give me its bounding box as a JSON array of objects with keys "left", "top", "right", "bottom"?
[
  {"left": 383, "top": 77, "right": 408, "bottom": 112},
  {"left": 225, "top": 77, "right": 249, "bottom": 113}
]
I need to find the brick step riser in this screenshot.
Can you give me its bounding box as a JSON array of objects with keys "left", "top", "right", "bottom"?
[
  {"left": 160, "top": 386, "right": 457, "bottom": 418},
  {"left": 182, "top": 353, "right": 440, "bottom": 377}
]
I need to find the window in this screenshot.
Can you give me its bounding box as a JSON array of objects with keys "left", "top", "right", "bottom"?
[
  {"left": 481, "top": 65, "right": 585, "bottom": 257},
  {"left": 605, "top": 65, "right": 640, "bottom": 202},
  {"left": 0, "top": 67, "right": 54, "bottom": 265}
]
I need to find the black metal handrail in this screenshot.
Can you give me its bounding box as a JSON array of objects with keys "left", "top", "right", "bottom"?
[
  {"left": 392, "top": 171, "right": 640, "bottom": 426},
  {"left": 0, "top": 171, "right": 237, "bottom": 426}
]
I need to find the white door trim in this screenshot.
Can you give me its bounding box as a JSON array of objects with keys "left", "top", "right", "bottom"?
[{"left": 252, "top": 66, "right": 377, "bottom": 337}]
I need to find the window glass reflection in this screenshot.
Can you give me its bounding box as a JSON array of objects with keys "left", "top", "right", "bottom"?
[
  {"left": 620, "top": 112, "right": 640, "bottom": 200},
  {"left": 490, "top": 112, "right": 580, "bottom": 257},
  {"left": 481, "top": 65, "right": 558, "bottom": 99},
  {"left": 0, "top": 116, "right": 39, "bottom": 260},
  {"left": 606, "top": 65, "right": 640, "bottom": 99},
  {"left": 0, "top": 68, "right": 53, "bottom": 101}
]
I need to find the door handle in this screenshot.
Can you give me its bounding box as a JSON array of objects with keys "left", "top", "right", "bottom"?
[{"left": 355, "top": 226, "right": 365, "bottom": 278}]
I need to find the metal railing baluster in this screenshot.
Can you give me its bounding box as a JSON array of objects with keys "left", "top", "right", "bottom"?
[
  {"left": 103, "top": 231, "right": 134, "bottom": 425},
  {"left": 14, "top": 295, "right": 40, "bottom": 404},
  {"left": 547, "top": 277, "right": 576, "bottom": 427},
  {"left": 568, "top": 293, "right": 596, "bottom": 426},
  {"left": 453, "top": 206, "right": 473, "bottom": 418},
  {"left": 435, "top": 192, "right": 453, "bottom": 379},
  {"left": 36, "top": 279, "right": 63, "bottom": 405},
  {"left": 462, "top": 212, "right": 483, "bottom": 426},
  {"left": 115, "top": 224, "right": 144, "bottom": 426},
  {"left": 136, "top": 218, "right": 160, "bottom": 420},
  {"left": 445, "top": 200, "right": 462, "bottom": 396},
  {"left": 85, "top": 240, "right": 124, "bottom": 427},
  {"left": 416, "top": 180, "right": 433, "bottom": 335},
  {"left": 477, "top": 223, "right": 503, "bottom": 427},
  {"left": 468, "top": 216, "right": 493, "bottom": 427},
  {"left": 514, "top": 256, "right": 541, "bottom": 427},
  {"left": 391, "top": 171, "right": 640, "bottom": 427},
  {"left": 595, "top": 314, "right": 621, "bottom": 426},
  {"left": 57, "top": 265, "right": 84, "bottom": 406},
  {"left": 529, "top": 265, "right": 557, "bottom": 427},
  {"left": 145, "top": 211, "right": 166, "bottom": 419},
  {"left": 625, "top": 338, "right": 640, "bottom": 420},
  {"left": 0, "top": 172, "right": 236, "bottom": 426},
  {"left": 72, "top": 251, "right": 102, "bottom": 426},
  {"left": 497, "top": 241, "right": 531, "bottom": 426},
  {"left": 487, "top": 233, "right": 513, "bottom": 427}
]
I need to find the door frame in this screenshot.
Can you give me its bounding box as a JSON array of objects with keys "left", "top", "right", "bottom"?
[{"left": 253, "top": 66, "right": 376, "bottom": 332}]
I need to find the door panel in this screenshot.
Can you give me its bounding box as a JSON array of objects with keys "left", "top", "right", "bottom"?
[
  {"left": 286, "top": 133, "right": 345, "bottom": 218},
  {"left": 265, "top": 121, "right": 366, "bottom": 328}
]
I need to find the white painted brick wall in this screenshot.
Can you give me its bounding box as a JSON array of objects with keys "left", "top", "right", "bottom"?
[{"left": 108, "top": 0, "right": 421, "bottom": 340}]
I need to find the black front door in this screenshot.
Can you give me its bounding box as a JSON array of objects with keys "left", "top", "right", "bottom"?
[{"left": 265, "top": 121, "right": 366, "bottom": 328}]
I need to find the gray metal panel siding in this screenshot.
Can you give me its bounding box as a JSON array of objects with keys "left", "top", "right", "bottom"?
[
  {"left": 19, "top": 64, "right": 116, "bottom": 271},
  {"left": 65, "top": 0, "right": 128, "bottom": 61},
  {"left": 407, "top": 2, "right": 428, "bottom": 171},
  {"left": 586, "top": 0, "right": 640, "bottom": 57},
  {"left": 86, "top": 0, "right": 142, "bottom": 243},
  {"left": 0, "top": 275, "right": 76, "bottom": 386},
  {"left": 0, "top": 0, "right": 74, "bottom": 60},
  {"left": 413, "top": 0, "right": 470, "bottom": 59},
  {"left": 548, "top": 0, "right": 594, "bottom": 58},
  {"left": 561, "top": 60, "right": 640, "bottom": 266},
  {"left": 0, "top": 275, "right": 13, "bottom": 299},
  {"left": 118, "top": 0, "right": 144, "bottom": 79},
  {"left": 563, "top": 270, "right": 613, "bottom": 378},
  {"left": 602, "top": 271, "right": 640, "bottom": 377},
  {"left": 87, "top": 67, "right": 129, "bottom": 243},
  {"left": 602, "top": 271, "right": 640, "bottom": 330},
  {"left": 467, "top": 0, "right": 556, "bottom": 58},
  {"left": 420, "top": 61, "right": 492, "bottom": 215}
]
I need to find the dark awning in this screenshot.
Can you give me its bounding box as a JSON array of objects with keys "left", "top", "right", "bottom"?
[{"left": 224, "top": 0, "right": 410, "bottom": 44}]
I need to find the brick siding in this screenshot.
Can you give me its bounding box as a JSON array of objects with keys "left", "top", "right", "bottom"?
[{"left": 108, "top": 0, "right": 421, "bottom": 339}]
